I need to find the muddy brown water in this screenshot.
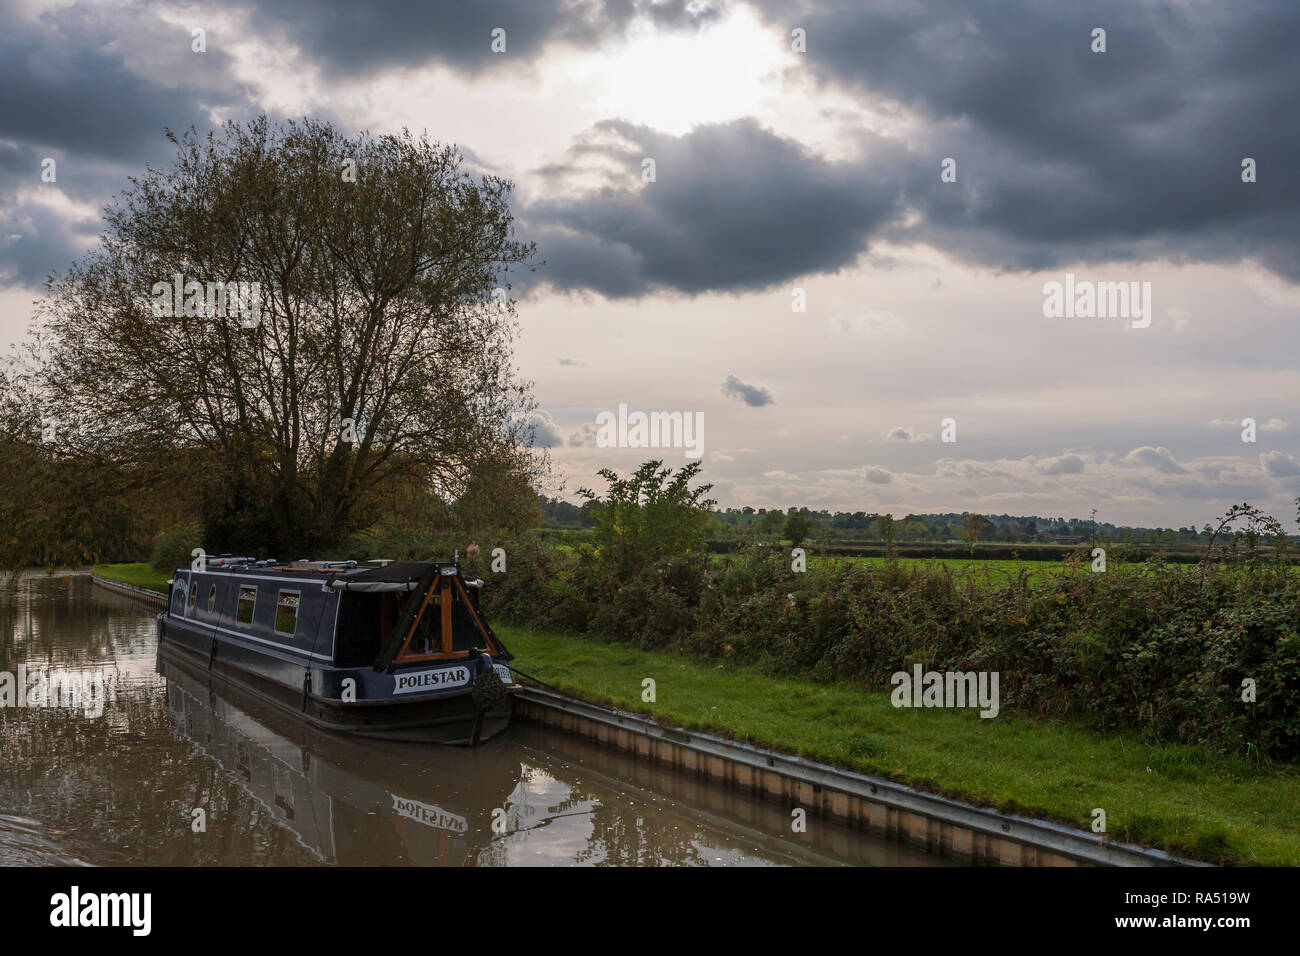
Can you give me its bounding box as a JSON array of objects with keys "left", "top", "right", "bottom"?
[{"left": 0, "top": 573, "right": 943, "bottom": 866}]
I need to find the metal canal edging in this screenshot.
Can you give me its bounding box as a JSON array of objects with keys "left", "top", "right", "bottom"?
[
  {"left": 91, "top": 573, "right": 169, "bottom": 611},
  {"left": 89, "top": 573, "right": 1206, "bottom": 868},
  {"left": 512, "top": 686, "right": 1210, "bottom": 868}
]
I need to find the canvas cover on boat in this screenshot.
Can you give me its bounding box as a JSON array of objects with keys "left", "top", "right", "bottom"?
[{"left": 325, "top": 561, "right": 442, "bottom": 592}]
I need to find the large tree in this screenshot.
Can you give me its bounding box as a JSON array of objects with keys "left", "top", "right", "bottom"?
[{"left": 30, "top": 117, "right": 542, "bottom": 555}]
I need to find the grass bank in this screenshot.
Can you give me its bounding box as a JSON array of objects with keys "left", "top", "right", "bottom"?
[
  {"left": 496, "top": 624, "right": 1300, "bottom": 866},
  {"left": 92, "top": 562, "right": 1300, "bottom": 864},
  {"left": 94, "top": 562, "right": 171, "bottom": 592}
]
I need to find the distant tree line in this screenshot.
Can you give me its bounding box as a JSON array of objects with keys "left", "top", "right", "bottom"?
[{"left": 538, "top": 499, "right": 1281, "bottom": 548}]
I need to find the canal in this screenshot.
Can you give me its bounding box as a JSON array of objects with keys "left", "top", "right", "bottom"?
[{"left": 0, "top": 573, "right": 943, "bottom": 866}]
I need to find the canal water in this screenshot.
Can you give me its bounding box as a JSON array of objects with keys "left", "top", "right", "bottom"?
[{"left": 0, "top": 573, "right": 942, "bottom": 867}]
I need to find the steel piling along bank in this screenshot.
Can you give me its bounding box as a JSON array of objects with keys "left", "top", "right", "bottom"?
[
  {"left": 91, "top": 573, "right": 168, "bottom": 611},
  {"left": 512, "top": 686, "right": 1203, "bottom": 867}
]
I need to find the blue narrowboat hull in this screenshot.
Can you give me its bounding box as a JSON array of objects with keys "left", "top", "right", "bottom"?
[{"left": 157, "top": 560, "right": 518, "bottom": 745}]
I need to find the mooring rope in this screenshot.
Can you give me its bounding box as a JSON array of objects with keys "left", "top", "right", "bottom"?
[
  {"left": 301, "top": 595, "right": 329, "bottom": 711},
  {"left": 503, "top": 663, "right": 568, "bottom": 696}
]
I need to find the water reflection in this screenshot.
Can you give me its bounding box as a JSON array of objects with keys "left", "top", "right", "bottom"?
[
  {"left": 0, "top": 573, "right": 942, "bottom": 867},
  {"left": 162, "top": 655, "right": 520, "bottom": 865}
]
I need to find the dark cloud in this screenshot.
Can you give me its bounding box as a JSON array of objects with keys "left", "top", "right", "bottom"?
[
  {"left": 529, "top": 1, "right": 1300, "bottom": 296},
  {"left": 0, "top": 201, "right": 93, "bottom": 287},
  {"left": 720, "top": 373, "right": 775, "bottom": 407},
  {"left": 0, "top": 3, "right": 256, "bottom": 286},
  {"left": 750, "top": 0, "right": 1300, "bottom": 280},
  {"left": 525, "top": 118, "right": 904, "bottom": 296},
  {"left": 0, "top": 5, "right": 248, "bottom": 164},
  {"left": 523, "top": 0, "right": 1300, "bottom": 297},
  {"left": 7, "top": 0, "right": 1298, "bottom": 299},
  {"left": 885, "top": 426, "right": 930, "bottom": 442},
  {"left": 214, "top": 0, "right": 721, "bottom": 77}
]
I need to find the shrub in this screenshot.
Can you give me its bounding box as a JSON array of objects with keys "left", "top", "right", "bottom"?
[
  {"left": 489, "top": 498, "right": 1300, "bottom": 760},
  {"left": 500, "top": 544, "right": 1300, "bottom": 759},
  {"left": 151, "top": 522, "right": 203, "bottom": 571}
]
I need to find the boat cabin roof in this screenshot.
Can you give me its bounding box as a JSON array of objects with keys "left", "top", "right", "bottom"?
[{"left": 177, "top": 559, "right": 478, "bottom": 593}]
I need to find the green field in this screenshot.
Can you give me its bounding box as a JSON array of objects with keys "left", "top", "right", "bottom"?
[
  {"left": 807, "top": 553, "right": 1263, "bottom": 589},
  {"left": 809, "top": 554, "right": 1079, "bottom": 585}
]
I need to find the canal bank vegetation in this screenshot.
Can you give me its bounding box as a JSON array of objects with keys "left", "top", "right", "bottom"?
[
  {"left": 91, "top": 560, "right": 1300, "bottom": 864},
  {"left": 475, "top": 468, "right": 1300, "bottom": 764},
  {"left": 485, "top": 539, "right": 1300, "bottom": 764},
  {"left": 484, "top": 466, "right": 1298, "bottom": 864}
]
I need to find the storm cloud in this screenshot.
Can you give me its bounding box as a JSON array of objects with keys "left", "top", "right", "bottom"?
[
  {"left": 208, "top": 0, "right": 722, "bottom": 77},
  {"left": 0, "top": 3, "right": 256, "bottom": 285},
  {"left": 525, "top": 118, "right": 904, "bottom": 296},
  {"left": 749, "top": 0, "right": 1300, "bottom": 280},
  {"left": 524, "top": 1, "right": 1300, "bottom": 295},
  {"left": 6, "top": 0, "right": 1298, "bottom": 295}
]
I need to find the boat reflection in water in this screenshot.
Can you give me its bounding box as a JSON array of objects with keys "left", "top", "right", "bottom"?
[{"left": 160, "top": 654, "right": 522, "bottom": 865}]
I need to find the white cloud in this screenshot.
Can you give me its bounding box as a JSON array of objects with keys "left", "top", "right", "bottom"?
[
  {"left": 1036, "top": 453, "right": 1085, "bottom": 475},
  {"left": 529, "top": 409, "right": 563, "bottom": 447},
  {"left": 1122, "top": 446, "right": 1187, "bottom": 475}
]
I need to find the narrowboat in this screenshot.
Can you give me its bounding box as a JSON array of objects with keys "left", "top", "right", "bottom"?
[{"left": 156, "top": 558, "right": 518, "bottom": 745}]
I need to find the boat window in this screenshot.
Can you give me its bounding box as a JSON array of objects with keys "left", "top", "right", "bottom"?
[
  {"left": 188, "top": 580, "right": 198, "bottom": 609},
  {"left": 407, "top": 595, "right": 437, "bottom": 655},
  {"left": 275, "top": 591, "right": 300, "bottom": 635},
  {"left": 172, "top": 582, "right": 185, "bottom": 613},
  {"left": 237, "top": 585, "right": 257, "bottom": 625},
  {"left": 207, "top": 584, "right": 217, "bottom": 612}
]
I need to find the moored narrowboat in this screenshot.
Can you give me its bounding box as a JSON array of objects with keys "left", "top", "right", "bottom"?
[{"left": 157, "top": 558, "right": 518, "bottom": 745}]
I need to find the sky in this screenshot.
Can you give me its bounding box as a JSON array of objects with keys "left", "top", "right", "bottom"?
[{"left": 2, "top": 0, "right": 1298, "bottom": 528}]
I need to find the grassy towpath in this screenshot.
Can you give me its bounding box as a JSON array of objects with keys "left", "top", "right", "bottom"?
[{"left": 497, "top": 624, "right": 1300, "bottom": 866}]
